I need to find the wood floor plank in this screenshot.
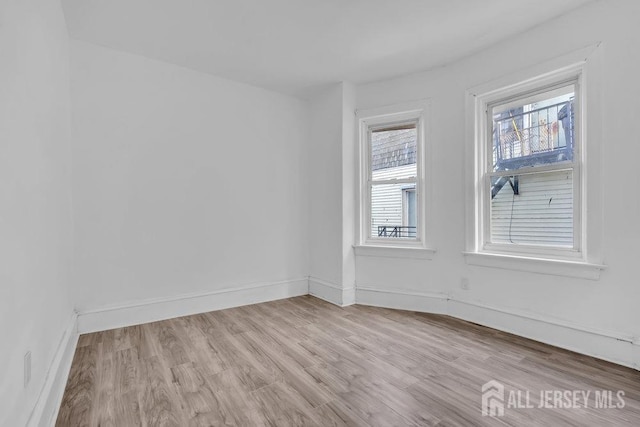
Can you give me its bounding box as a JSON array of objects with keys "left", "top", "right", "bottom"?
[
  {"left": 171, "top": 317, "right": 229, "bottom": 377},
  {"left": 137, "top": 355, "right": 186, "bottom": 426},
  {"left": 89, "top": 350, "right": 115, "bottom": 427},
  {"left": 112, "top": 347, "right": 142, "bottom": 426},
  {"left": 251, "top": 382, "right": 320, "bottom": 427},
  {"left": 171, "top": 362, "right": 227, "bottom": 425},
  {"left": 57, "top": 296, "right": 640, "bottom": 426},
  {"left": 56, "top": 346, "right": 97, "bottom": 427},
  {"left": 151, "top": 321, "right": 192, "bottom": 367},
  {"left": 313, "top": 400, "right": 370, "bottom": 427},
  {"left": 334, "top": 385, "right": 420, "bottom": 427}
]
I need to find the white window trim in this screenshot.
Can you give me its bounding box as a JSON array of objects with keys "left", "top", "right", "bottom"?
[
  {"left": 462, "top": 251, "right": 605, "bottom": 280},
  {"left": 355, "top": 100, "right": 435, "bottom": 256},
  {"left": 354, "top": 245, "right": 436, "bottom": 260},
  {"left": 464, "top": 44, "right": 606, "bottom": 279}
]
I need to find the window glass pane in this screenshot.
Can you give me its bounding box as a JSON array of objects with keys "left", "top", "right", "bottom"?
[
  {"left": 490, "top": 169, "right": 573, "bottom": 247},
  {"left": 371, "top": 124, "right": 417, "bottom": 179},
  {"left": 491, "top": 85, "right": 574, "bottom": 172},
  {"left": 404, "top": 189, "right": 417, "bottom": 228},
  {"left": 371, "top": 183, "right": 417, "bottom": 239}
]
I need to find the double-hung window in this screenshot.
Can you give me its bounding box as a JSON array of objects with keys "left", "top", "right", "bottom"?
[
  {"left": 356, "top": 102, "right": 431, "bottom": 253},
  {"left": 466, "top": 48, "right": 606, "bottom": 277},
  {"left": 486, "top": 81, "right": 580, "bottom": 255}
]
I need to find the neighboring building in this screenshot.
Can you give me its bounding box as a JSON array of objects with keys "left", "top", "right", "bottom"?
[
  {"left": 370, "top": 127, "right": 417, "bottom": 238},
  {"left": 490, "top": 93, "right": 575, "bottom": 247}
]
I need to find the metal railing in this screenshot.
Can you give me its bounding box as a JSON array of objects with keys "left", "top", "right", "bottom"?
[
  {"left": 377, "top": 225, "right": 417, "bottom": 238},
  {"left": 493, "top": 101, "right": 573, "bottom": 168}
]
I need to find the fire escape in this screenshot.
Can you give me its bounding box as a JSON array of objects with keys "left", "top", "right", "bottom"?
[{"left": 491, "top": 100, "right": 574, "bottom": 199}]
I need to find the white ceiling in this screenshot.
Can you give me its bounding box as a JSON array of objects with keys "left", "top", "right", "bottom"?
[{"left": 62, "top": 0, "right": 594, "bottom": 97}]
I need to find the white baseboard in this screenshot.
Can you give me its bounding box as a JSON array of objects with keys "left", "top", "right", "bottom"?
[
  {"left": 309, "top": 277, "right": 355, "bottom": 307},
  {"left": 27, "top": 312, "right": 78, "bottom": 427},
  {"left": 77, "top": 278, "right": 309, "bottom": 334},
  {"left": 342, "top": 286, "right": 356, "bottom": 306},
  {"left": 354, "top": 285, "right": 639, "bottom": 371},
  {"left": 356, "top": 286, "right": 448, "bottom": 314},
  {"left": 448, "top": 298, "right": 639, "bottom": 370}
]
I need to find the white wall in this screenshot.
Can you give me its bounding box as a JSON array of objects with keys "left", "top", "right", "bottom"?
[
  {"left": 308, "top": 82, "right": 356, "bottom": 305},
  {"left": 0, "top": 0, "right": 75, "bottom": 425},
  {"left": 341, "top": 82, "right": 356, "bottom": 299},
  {"left": 355, "top": 0, "right": 640, "bottom": 367},
  {"left": 309, "top": 85, "right": 344, "bottom": 286},
  {"left": 69, "top": 40, "right": 309, "bottom": 311}
]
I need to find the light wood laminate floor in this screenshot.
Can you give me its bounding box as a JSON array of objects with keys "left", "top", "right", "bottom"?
[{"left": 56, "top": 296, "right": 640, "bottom": 426}]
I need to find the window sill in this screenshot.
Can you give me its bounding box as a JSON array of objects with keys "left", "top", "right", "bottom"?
[
  {"left": 354, "top": 245, "right": 436, "bottom": 260},
  {"left": 463, "top": 251, "right": 606, "bottom": 280}
]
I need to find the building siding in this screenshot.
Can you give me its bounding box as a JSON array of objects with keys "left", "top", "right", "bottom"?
[
  {"left": 371, "top": 164, "right": 416, "bottom": 237},
  {"left": 491, "top": 169, "right": 573, "bottom": 247}
]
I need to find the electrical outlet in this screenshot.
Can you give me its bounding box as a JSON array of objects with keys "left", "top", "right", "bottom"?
[
  {"left": 24, "top": 351, "right": 31, "bottom": 388},
  {"left": 460, "top": 277, "right": 470, "bottom": 290}
]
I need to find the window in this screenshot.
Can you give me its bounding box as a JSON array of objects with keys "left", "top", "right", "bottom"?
[
  {"left": 488, "top": 82, "right": 579, "bottom": 252},
  {"left": 370, "top": 124, "right": 417, "bottom": 239},
  {"left": 472, "top": 73, "right": 583, "bottom": 260},
  {"left": 356, "top": 102, "right": 431, "bottom": 252},
  {"left": 466, "top": 49, "right": 606, "bottom": 277}
]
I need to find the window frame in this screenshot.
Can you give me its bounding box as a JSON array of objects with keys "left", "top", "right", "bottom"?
[
  {"left": 356, "top": 101, "right": 431, "bottom": 250},
  {"left": 465, "top": 45, "right": 606, "bottom": 278},
  {"left": 472, "top": 68, "right": 584, "bottom": 261},
  {"left": 481, "top": 78, "right": 582, "bottom": 258}
]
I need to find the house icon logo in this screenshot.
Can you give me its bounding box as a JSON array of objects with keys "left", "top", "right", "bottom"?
[{"left": 482, "top": 380, "right": 505, "bottom": 417}]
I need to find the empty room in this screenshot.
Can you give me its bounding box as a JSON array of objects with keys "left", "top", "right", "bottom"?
[{"left": 2, "top": 0, "right": 640, "bottom": 426}]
